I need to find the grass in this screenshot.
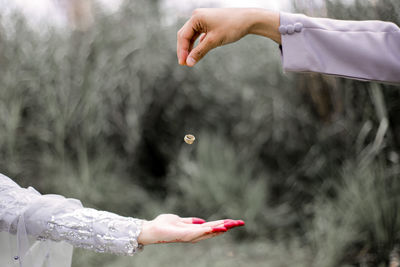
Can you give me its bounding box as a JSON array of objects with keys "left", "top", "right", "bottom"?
[{"left": 0, "top": 1, "right": 399, "bottom": 266}]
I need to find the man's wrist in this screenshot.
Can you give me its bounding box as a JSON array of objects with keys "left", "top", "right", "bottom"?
[{"left": 247, "top": 9, "right": 281, "bottom": 44}]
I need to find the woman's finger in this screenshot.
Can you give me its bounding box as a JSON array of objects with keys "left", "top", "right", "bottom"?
[
  {"left": 201, "top": 219, "right": 245, "bottom": 229},
  {"left": 223, "top": 219, "right": 245, "bottom": 229},
  {"left": 199, "top": 220, "right": 225, "bottom": 227},
  {"left": 186, "top": 226, "right": 228, "bottom": 241},
  {"left": 180, "top": 218, "right": 245, "bottom": 231},
  {"left": 181, "top": 217, "right": 206, "bottom": 224},
  {"left": 190, "top": 220, "right": 245, "bottom": 242},
  {"left": 191, "top": 232, "right": 225, "bottom": 243}
]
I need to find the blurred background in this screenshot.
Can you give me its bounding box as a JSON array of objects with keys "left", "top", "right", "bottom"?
[{"left": 0, "top": 0, "right": 400, "bottom": 266}]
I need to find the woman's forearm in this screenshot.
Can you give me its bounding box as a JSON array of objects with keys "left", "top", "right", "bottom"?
[
  {"left": 0, "top": 174, "right": 143, "bottom": 256},
  {"left": 0, "top": 173, "right": 244, "bottom": 258}
]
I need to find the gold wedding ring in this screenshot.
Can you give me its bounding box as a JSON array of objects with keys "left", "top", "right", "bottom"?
[{"left": 184, "top": 134, "right": 195, "bottom": 144}]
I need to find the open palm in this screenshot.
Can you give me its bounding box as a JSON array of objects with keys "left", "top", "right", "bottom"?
[{"left": 138, "top": 214, "right": 244, "bottom": 245}]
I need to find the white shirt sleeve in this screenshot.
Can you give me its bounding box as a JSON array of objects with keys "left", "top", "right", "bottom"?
[{"left": 0, "top": 173, "right": 144, "bottom": 256}]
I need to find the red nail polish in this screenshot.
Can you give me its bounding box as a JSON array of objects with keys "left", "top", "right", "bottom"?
[
  {"left": 224, "top": 221, "right": 238, "bottom": 229},
  {"left": 192, "top": 218, "right": 206, "bottom": 224},
  {"left": 237, "top": 220, "right": 245, "bottom": 226},
  {"left": 212, "top": 227, "right": 228, "bottom": 233}
]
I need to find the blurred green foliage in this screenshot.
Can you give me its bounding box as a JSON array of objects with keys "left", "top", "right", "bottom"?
[{"left": 0, "top": 0, "right": 399, "bottom": 266}]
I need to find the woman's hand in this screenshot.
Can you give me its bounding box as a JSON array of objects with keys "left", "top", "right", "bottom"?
[
  {"left": 137, "top": 214, "right": 245, "bottom": 245},
  {"left": 177, "top": 8, "right": 281, "bottom": 67}
]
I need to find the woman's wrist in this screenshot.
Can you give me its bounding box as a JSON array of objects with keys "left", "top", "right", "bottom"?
[
  {"left": 137, "top": 220, "right": 151, "bottom": 245},
  {"left": 246, "top": 9, "right": 281, "bottom": 44}
]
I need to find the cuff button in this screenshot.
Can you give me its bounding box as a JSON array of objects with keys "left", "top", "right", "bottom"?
[
  {"left": 287, "top": 25, "right": 295, "bottom": 34},
  {"left": 278, "top": 25, "right": 288, "bottom": 35},
  {"left": 294, "top": 23, "right": 303, "bottom": 32}
]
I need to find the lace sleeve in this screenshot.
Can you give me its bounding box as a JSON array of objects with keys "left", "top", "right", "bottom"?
[{"left": 0, "top": 174, "right": 144, "bottom": 256}]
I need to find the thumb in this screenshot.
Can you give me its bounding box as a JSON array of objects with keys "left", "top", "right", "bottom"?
[{"left": 186, "top": 34, "right": 216, "bottom": 67}]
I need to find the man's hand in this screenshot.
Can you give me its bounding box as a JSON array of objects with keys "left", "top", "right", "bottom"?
[
  {"left": 177, "top": 8, "right": 281, "bottom": 67},
  {"left": 137, "top": 214, "right": 245, "bottom": 245}
]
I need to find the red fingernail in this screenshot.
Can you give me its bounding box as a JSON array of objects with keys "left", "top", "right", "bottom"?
[
  {"left": 224, "top": 221, "right": 238, "bottom": 229},
  {"left": 224, "top": 220, "right": 245, "bottom": 228},
  {"left": 212, "top": 227, "right": 228, "bottom": 233},
  {"left": 237, "top": 220, "right": 245, "bottom": 226},
  {"left": 192, "top": 218, "right": 206, "bottom": 224}
]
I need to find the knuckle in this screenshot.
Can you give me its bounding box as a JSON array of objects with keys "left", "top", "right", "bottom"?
[
  {"left": 177, "top": 30, "right": 183, "bottom": 39},
  {"left": 191, "top": 8, "right": 201, "bottom": 16},
  {"left": 191, "top": 9, "right": 205, "bottom": 22},
  {"left": 193, "top": 49, "right": 204, "bottom": 59},
  {"left": 205, "top": 36, "right": 216, "bottom": 45}
]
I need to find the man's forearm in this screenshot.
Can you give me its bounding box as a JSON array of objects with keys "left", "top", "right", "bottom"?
[{"left": 247, "top": 9, "right": 281, "bottom": 44}]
